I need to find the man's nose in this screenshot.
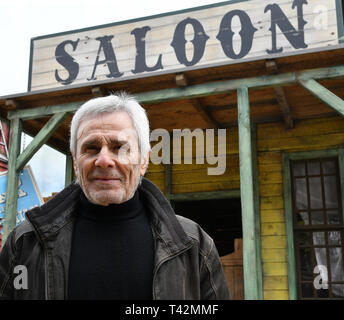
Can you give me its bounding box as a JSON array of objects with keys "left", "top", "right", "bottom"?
[{"left": 94, "top": 147, "right": 115, "bottom": 168}]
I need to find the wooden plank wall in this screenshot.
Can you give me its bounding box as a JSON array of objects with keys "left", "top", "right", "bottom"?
[
  {"left": 257, "top": 116, "right": 344, "bottom": 300},
  {"left": 145, "top": 127, "right": 240, "bottom": 194}
]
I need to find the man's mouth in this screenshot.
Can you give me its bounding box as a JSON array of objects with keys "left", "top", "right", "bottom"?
[{"left": 92, "top": 177, "right": 122, "bottom": 183}]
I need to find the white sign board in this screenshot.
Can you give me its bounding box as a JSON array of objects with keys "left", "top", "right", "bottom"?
[{"left": 29, "top": 0, "right": 344, "bottom": 91}]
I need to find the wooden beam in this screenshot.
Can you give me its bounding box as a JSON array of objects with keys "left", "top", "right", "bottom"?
[
  {"left": 65, "top": 154, "right": 74, "bottom": 186},
  {"left": 8, "top": 102, "right": 83, "bottom": 120},
  {"left": 266, "top": 60, "right": 294, "bottom": 129},
  {"left": 2, "top": 118, "right": 22, "bottom": 243},
  {"left": 190, "top": 99, "right": 219, "bottom": 129},
  {"left": 135, "top": 65, "right": 344, "bottom": 104},
  {"left": 237, "top": 87, "right": 262, "bottom": 300},
  {"left": 170, "top": 189, "right": 240, "bottom": 201},
  {"left": 299, "top": 79, "right": 344, "bottom": 117},
  {"left": 4, "top": 99, "right": 19, "bottom": 110},
  {"left": 16, "top": 112, "right": 69, "bottom": 171},
  {"left": 91, "top": 86, "right": 105, "bottom": 97},
  {"left": 175, "top": 74, "right": 188, "bottom": 87},
  {"left": 7, "top": 65, "right": 344, "bottom": 121}
]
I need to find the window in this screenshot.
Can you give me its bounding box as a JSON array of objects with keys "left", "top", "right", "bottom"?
[{"left": 290, "top": 157, "right": 344, "bottom": 299}]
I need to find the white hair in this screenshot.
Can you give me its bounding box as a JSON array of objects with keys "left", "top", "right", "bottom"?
[{"left": 70, "top": 92, "right": 151, "bottom": 158}]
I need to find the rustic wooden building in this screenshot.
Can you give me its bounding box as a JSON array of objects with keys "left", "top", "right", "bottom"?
[{"left": 0, "top": 0, "right": 344, "bottom": 299}]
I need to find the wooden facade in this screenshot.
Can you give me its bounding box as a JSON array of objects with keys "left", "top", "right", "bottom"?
[{"left": 0, "top": 0, "right": 344, "bottom": 300}]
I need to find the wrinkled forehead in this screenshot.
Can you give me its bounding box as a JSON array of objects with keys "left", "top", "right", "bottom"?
[{"left": 76, "top": 111, "right": 138, "bottom": 145}]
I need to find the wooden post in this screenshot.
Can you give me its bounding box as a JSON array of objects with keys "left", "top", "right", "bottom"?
[
  {"left": 237, "top": 87, "right": 263, "bottom": 300},
  {"left": 3, "top": 118, "right": 22, "bottom": 243},
  {"left": 299, "top": 79, "right": 344, "bottom": 116},
  {"left": 16, "top": 112, "right": 69, "bottom": 171},
  {"left": 65, "top": 154, "right": 74, "bottom": 187}
]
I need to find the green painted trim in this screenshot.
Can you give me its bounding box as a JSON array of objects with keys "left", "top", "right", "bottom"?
[
  {"left": 282, "top": 148, "right": 344, "bottom": 300},
  {"left": 27, "top": 38, "right": 34, "bottom": 91},
  {"left": 6, "top": 64, "right": 344, "bottom": 111},
  {"left": 336, "top": 150, "right": 344, "bottom": 229},
  {"left": 336, "top": 0, "right": 344, "bottom": 43},
  {"left": 8, "top": 102, "right": 82, "bottom": 120},
  {"left": 251, "top": 123, "right": 263, "bottom": 300},
  {"left": 3, "top": 119, "right": 22, "bottom": 243},
  {"left": 65, "top": 154, "right": 74, "bottom": 187},
  {"left": 282, "top": 153, "right": 298, "bottom": 300},
  {"left": 30, "top": 0, "right": 248, "bottom": 42},
  {"left": 134, "top": 65, "right": 344, "bottom": 104},
  {"left": 170, "top": 189, "right": 241, "bottom": 201},
  {"left": 16, "top": 112, "right": 69, "bottom": 171},
  {"left": 299, "top": 79, "right": 344, "bottom": 117},
  {"left": 237, "top": 86, "right": 261, "bottom": 300}
]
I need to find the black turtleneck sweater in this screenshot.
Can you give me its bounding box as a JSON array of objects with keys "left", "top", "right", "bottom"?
[{"left": 67, "top": 190, "right": 154, "bottom": 300}]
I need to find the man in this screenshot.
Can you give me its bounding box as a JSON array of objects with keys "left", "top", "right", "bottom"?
[{"left": 0, "top": 93, "right": 230, "bottom": 300}]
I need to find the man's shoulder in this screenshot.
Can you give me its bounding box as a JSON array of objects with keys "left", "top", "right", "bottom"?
[
  {"left": 175, "top": 215, "right": 214, "bottom": 255},
  {"left": 13, "top": 219, "right": 35, "bottom": 243}
]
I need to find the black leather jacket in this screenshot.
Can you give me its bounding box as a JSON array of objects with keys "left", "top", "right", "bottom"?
[{"left": 0, "top": 178, "right": 230, "bottom": 300}]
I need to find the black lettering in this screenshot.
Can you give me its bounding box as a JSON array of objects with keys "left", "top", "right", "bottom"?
[
  {"left": 265, "top": 0, "right": 308, "bottom": 54},
  {"left": 171, "top": 17, "right": 209, "bottom": 67},
  {"left": 131, "top": 26, "right": 163, "bottom": 74},
  {"left": 55, "top": 39, "right": 80, "bottom": 85},
  {"left": 217, "top": 10, "right": 257, "bottom": 59},
  {"left": 88, "top": 35, "right": 123, "bottom": 81}
]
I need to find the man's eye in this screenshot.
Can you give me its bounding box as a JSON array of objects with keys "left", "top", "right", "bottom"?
[{"left": 85, "top": 146, "right": 99, "bottom": 153}]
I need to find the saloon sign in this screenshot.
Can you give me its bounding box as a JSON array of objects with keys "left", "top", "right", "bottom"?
[{"left": 29, "top": 0, "right": 344, "bottom": 91}]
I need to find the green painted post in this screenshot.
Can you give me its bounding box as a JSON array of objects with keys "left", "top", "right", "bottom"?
[
  {"left": 16, "top": 112, "right": 69, "bottom": 171},
  {"left": 3, "top": 118, "right": 22, "bottom": 243},
  {"left": 65, "top": 154, "right": 74, "bottom": 187},
  {"left": 299, "top": 79, "right": 344, "bottom": 117},
  {"left": 237, "top": 87, "right": 262, "bottom": 300},
  {"left": 251, "top": 124, "right": 263, "bottom": 299},
  {"left": 282, "top": 154, "right": 298, "bottom": 300}
]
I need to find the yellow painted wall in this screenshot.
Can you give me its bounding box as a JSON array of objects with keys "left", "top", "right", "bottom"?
[
  {"left": 257, "top": 116, "right": 344, "bottom": 300},
  {"left": 145, "top": 127, "right": 240, "bottom": 194}
]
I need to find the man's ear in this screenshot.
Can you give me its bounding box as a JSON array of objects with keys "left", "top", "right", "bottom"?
[{"left": 140, "top": 152, "right": 150, "bottom": 176}]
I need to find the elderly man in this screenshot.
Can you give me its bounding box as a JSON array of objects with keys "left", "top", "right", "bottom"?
[{"left": 0, "top": 93, "right": 229, "bottom": 300}]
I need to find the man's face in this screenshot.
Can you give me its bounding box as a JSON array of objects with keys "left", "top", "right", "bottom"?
[{"left": 72, "top": 111, "right": 148, "bottom": 206}]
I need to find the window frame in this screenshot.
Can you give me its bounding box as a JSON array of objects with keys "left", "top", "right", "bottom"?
[{"left": 283, "top": 149, "right": 344, "bottom": 300}]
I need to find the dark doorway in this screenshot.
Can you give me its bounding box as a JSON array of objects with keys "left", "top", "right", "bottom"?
[{"left": 172, "top": 198, "right": 242, "bottom": 256}]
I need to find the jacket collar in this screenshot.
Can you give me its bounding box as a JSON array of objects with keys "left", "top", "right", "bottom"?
[{"left": 26, "top": 178, "right": 192, "bottom": 253}]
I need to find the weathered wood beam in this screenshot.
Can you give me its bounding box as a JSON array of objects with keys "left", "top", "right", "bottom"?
[
  {"left": 190, "top": 99, "right": 219, "bottom": 129},
  {"left": 7, "top": 65, "right": 344, "bottom": 120},
  {"left": 4, "top": 99, "right": 19, "bottom": 110},
  {"left": 175, "top": 74, "right": 188, "bottom": 87},
  {"left": 266, "top": 60, "right": 294, "bottom": 129},
  {"left": 299, "top": 79, "right": 344, "bottom": 117},
  {"left": 16, "top": 112, "right": 69, "bottom": 171},
  {"left": 91, "top": 86, "right": 105, "bottom": 97},
  {"left": 8, "top": 102, "right": 83, "bottom": 120},
  {"left": 170, "top": 189, "right": 240, "bottom": 201},
  {"left": 2, "top": 118, "right": 22, "bottom": 243},
  {"left": 65, "top": 154, "right": 74, "bottom": 186},
  {"left": 237, "top": 87, "right": 263, "bottom": 300}
]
